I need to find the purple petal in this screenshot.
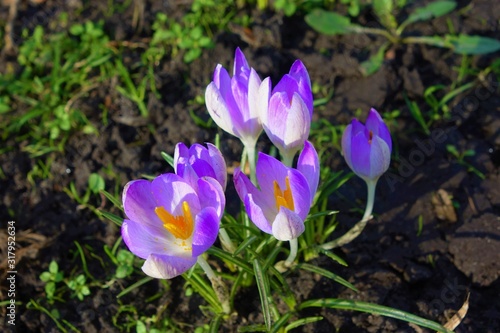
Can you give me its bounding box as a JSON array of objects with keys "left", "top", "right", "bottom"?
[
  {"left": 197, "top": 177, "right": 225, "bottom": 219},
  {"left": 273, "top": 74, "right": 299, "bottom": 101},
  {"left": 255, "top": 153, "right": 290, "bottom": 197},
  {"left": 212, "top": 66, "right": 242, "bottom": 134},
  {"left": 265, "top": 92, "right": 290, "bottom": 149},
  {"left": 205, "top": 82, "right": 237, "bottom": 136},
  {"left": 176, "top": 163, "right": 200, "bottom": 191},
  {"left": 245, "top": 193, "right": 273, "bottom": 234},
  {"left": 271, "top": 208, "right": 305, "bottom": 241},
  {"left": 366, "top": 108, "right": 392, "bottom": 152},
  {"left": 190, "top": 159, "right": 217, "bottom": 180},
  {"left": 234, "top": 168, "right": 274, "bottom": 233},
  {"left": 234, "top": 47, "right": 249, "bottom": 77},
  {"left": 174, "top": 142, "right": 189, "bottom": 174},
  {"left": 258, "top": 77, "right": 272, "bottom": 126},
  {"left": 123, "top": 180, "right": 161, "bottom": 228},
  {"left": 231, "top": 76, "right": 249, "bottom": 125},
  {"left": 192, "top": 207, "right": 220, "bottom": 257},
  {"left": 289, "top": 60, "right": 313, "bottom": 116},
  {"left": 245, "top": 68, "right": 264, "bottom": 139},
  {"left": 341, "top": 123, "right": 353, "bottom": 169},
  {"left": 368, "top": 135, "right": 391, "bottom": 179},
  {"left": 282, "top": 94, "right": 311, "bottom": 148},
  {"left": 350, "top": 118, "right": 366, "bottom": 135},
  {"left": 350, "top": 130, "right": 373, "bottom": 179},
  {"left": 142, "top": 253, "right": 197, "bottom": 279},
  {"left": 206, "top": 143, "right": 227, "bottom": 189},
  {"left": 287, "top": 170, "right": 312, "bottom": 220},
  {"left": 297, "top": 141, "right": 320, "bottom": 205},
  {"left": 151, "top": 174, "right": 200, "bottom": 216},
  {"left": 122, "top": 219, "right": 177, "bottom": 260}
]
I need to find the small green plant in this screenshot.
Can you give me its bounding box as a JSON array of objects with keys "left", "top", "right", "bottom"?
[
  {"left": 144, "top": 0, "right": 237, "bottom": 65},
  {"left": 446, "top": 144, "right": 485, "bottom": 179},
  {"left": 0, "top": 20, "right": 113, "bottom": 161},
  {"left": 306, "top": 0, "right": 500, "bottom": 75},
  {"left": 39, "top": 261, "right": 64, "bottom": 303},
  {"left": 114, "top": 249, "right": 135, "bottom": 279},
  {"left": 64, "top": 172, "right": 105, "bottom": 212},
  {"left": 67, "top": 274, "right": 91, "bottom": 301}
]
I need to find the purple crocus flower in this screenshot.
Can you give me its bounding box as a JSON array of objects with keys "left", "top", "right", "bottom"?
[
  {"left": 341, "top": 108, "right": 392, "bottom": 182},
  {"left": 205, "top": 47, "right": 267, "bottom": 148},
  {"left": 260, "top": 60, "right": 313, "bottom": 164},
  {"left": 234, "top": 141, "right": 319, "bottom": 241},
  {"left": 121, "top": 174, "right": 223, "bottom": 279},
  {"left": 174, "top": 142, "right": 227, "bottom": 191}
]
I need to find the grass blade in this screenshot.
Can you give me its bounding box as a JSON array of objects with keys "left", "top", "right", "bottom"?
[
  {"left": 299, "top": 298, "right": 453, "bottom": 333},
  {"left": 298, "top": 263, "right": 357, "bottom": 292},
  {"left": 253, "top": 259, "right": 273, "bottom": 331}
]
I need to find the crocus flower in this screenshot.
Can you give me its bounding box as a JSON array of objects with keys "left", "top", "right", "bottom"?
[
  {"left": 174, "top": 142, "right": 227, "bottom": 191},
  {"left": 341, "top": 108, "right": 392, "bottom": 182},
  {"left": 234, "top": 141, "right": 319, "bottom": 241},
  {"left": 121, "top": 173, "right": 223, "bottom": 279},
  {"left": 260, "top": 60, "right": 313, "bottom": 164},
  {"left": 205, "top": 47, "right": 266, "bottom": 148}
]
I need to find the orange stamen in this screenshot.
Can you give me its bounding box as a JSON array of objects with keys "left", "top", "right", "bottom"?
[
  {"left": 155, "top": 202, "right": 194, "bottom": 240},
  {"left": 273, "top": 176, "right": 295, "bottom": 211},
  {"left": 368, "top": 130, "right": 373, "bottom": 144}
]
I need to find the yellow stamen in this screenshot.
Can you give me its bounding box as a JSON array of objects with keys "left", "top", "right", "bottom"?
[
  {"left": 155, "top": 202, "right": 194, "bottom": 240},
  {"left": 273, "top": 176, "right": 295, "bottom": 211}
]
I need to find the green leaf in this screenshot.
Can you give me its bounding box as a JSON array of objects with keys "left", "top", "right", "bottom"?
[
  {"left": 183, "top": 48, "right": 202, "bottom": 63},
  {"left": 100, "top": 189, "right": 123, "bottom": 210},
  {"left": 160, "top": 151, "right": 175, "bottom": 168},
  {"left": 448, "top": 34, "right": 500, "bottom": 55},
  {"left": 360, "top": 43, "right": 389, "bottom": 76},
  {"left": 45, "top": 281, "right": 56, "bottom": 297},
  {"left": 88, "top": 173, "right": 105, "bottom": 194},
  {"left": 284, "top": 316, "right": 323, "bottom": 332},
  {"left": 405, "top": 1, "right": 456, "bottom": 26},
  {"left": 298, "top": 263, "right": 358, "bottom": 292},
  {"left": 115, "top": 265, "right": 133, "bottom": 279},
  {"left": 117, "top": 249, "right": 134, "bottom": 263},
  {"left": 373, "top": 0, "right": 397, "bottom": 31},
  {"left": 40, "top": 271, "right": 52, "bottom": 282},
  {"left": 305, "top": 9, "right": 359, "bottom": 35},
  {"left": 49, "top": 261, "right": 59, "bottom": 274},
  {"left": 253, "top": 259, "right": 272, "bottom": 331},
  {"left": 69, "top": 24, "right": 84, "bottom": 35},
  {"left": 299, "top": 298, "right": 453, "bottom": 333},
  {"left": 117, "top": 276, "right": 154, "bottom": 298},
  {"left": 136, "top": 321, "right": 147, "bottom": 333},
  {"left": 99, "top": 211, "right": 124, "bottom": 226}
]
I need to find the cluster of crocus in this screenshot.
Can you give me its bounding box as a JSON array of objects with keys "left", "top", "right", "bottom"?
[
  {"left": 121, "top": 143, "right": 226, "bottom": 279},
  {"left": 205, "top": 48, "right": 314, "bottom": 177},
  {"left": 121, "top": 48, "right": 393, "bottom": 282}
]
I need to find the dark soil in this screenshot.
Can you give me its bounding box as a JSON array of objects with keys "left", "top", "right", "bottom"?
[{"left": 1, "top": 0, "right": 499, "bottom": 332}]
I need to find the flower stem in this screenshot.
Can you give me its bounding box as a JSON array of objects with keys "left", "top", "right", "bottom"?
[
  {"left": 281, "top": 150, "right": 295, "bottom": 168},
  {"left": 320, "top": 179, "right": 377, "bottom": 250},
  {"left": 284, "top": 238, "right": 298, "bottom": 267},
  {"left": 218, "top": 227, "right": 236, "bottom": 253},
  {"left": 246, "top": 143, "right": 257, "bottom": 185},
  {"left": 197, "top": 256, "right": 231, "bottom": 314}
]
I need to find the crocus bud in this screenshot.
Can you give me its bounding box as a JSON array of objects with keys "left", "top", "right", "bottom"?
[
  {"left": 341, "top": 108, "right": 392, "bottom": 182},
  {"left": 260, "top": 60, "right": 313, "bottom": 163},
  {"left": 205, "top": 47, "right": 266, "bottom": 148}
]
